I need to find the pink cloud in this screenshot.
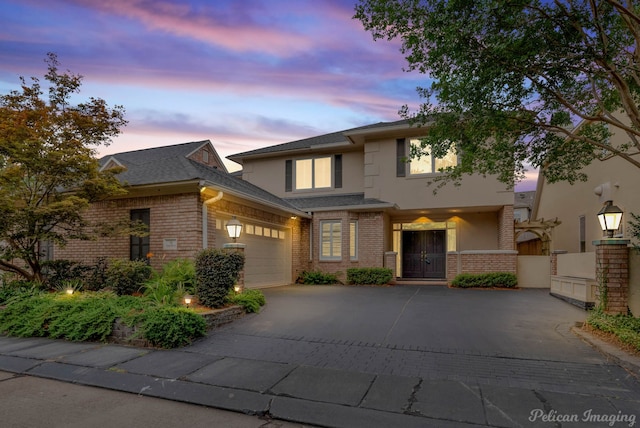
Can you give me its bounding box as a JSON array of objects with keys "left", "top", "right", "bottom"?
[{"left": 69, "top": 0, "right": 313, "bottom": 56}]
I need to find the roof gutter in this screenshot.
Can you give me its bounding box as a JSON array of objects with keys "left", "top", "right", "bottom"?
[{"left": 201, "top": 185, "right": 225, "bottom": 249}]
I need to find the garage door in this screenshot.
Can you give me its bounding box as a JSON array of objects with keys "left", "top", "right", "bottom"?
[{"left": 217, "top": 222, "right": 291, "bottom": 289}]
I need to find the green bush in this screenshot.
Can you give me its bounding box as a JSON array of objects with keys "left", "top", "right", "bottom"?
[
  {"left": 0, "top": 280, "right": 45, "bottom": 305},
  {"left": 41, "top": 259, "right": 90, "bottom": 290},
  {"left": 85, "top": 257, "right": 110, "bottom": 291},
  {"left": 0, "top": 291, "right": 206, "bottom": 348},
  {"left": 451, "top": 272, "right": 517, "bottom": 288},
  {"left": 156, "top": 259, "right": 196, "bottom": 292},
  {"left": 195, "top": 249, "right": 245, "bottom": 308},
  {"left": 587, "top": 310, "right": 640, "bottom": 352},
  {"left": 298, "top": 270, "right": 340, "bottom": 285},
  {"left": 142, "top": 306, "right": 206, "bottom": 348},
  {"left": 347, "top": 268, "right": 393, "bottom": 285},
  {"left": 106, "top": 259, "right": 153, "bottom": 296},
  {"left": 228, "top": 289, "right": 266, "bottom": 313}
]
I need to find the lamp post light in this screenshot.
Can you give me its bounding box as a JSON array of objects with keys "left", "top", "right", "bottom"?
[
  {"left": 597, "top": 200, "right": 623, "bottom": 238},
  {"left": 226, "top": 216, "right": 243, "bottom": 243}
]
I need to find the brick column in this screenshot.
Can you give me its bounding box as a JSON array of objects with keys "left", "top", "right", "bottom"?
[
  {"left": 550, "top": 250, "right": 567, "bottom": 276},
  {"left": 223, "top": 243, "right": 246, "bottom": 292},
  {"left": 384, "top": 252, "right": 397, "bottom": 284},
  {"left": 593, "top": 239, "right": 630, "bottom": 314}
]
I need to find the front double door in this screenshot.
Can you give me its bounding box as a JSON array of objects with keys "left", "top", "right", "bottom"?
[{"left": 402, "top": 230, "right": 446, "bottom": 279}]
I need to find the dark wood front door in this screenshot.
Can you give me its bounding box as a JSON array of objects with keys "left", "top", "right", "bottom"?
[{"left": 402, "top": 230, "right": 446, "bottom": 279}]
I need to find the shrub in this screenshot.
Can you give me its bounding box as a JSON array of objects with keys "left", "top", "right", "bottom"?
[
  {"left": 142, "top": 306, "right": 206, "bottom": 348},
  {"left": 0, "top": 280, "right": 45, "bottom": 305},
  {"left": 195, "top": 249, "right": 245, "bottom": 308},
  {"left": 41, "top": 259, "right": 90, "bottom": 290},
  {"left": 451, "top": 272, "right": 517, "bottom": 288},
  {"left": 587, "top": 310, "right": 640, "bottom": 352},
  {"left": 157, "top": 259, "right": 196, "bottom": 292},
  {"left": 298, "top": 270, "right": 340, "bottom": 285},
  {"left": 85, "top": 257, "right": 110, "bottom": 291},
  {"left": 106, "top": 259, "right": 153, "bottom": 296},
  {"left": 228, "top": 289, "right": 266, "bottom": 313},
  {"left": 347, "top": 268, "right": 393, "bottom": 285}
]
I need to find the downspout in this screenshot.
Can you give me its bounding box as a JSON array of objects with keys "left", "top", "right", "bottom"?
[{"left": 201, "top": 188, "right": 224, "bottom": 249}]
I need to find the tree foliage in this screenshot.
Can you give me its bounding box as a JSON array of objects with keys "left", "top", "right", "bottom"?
[
  {"left": 0, "top": 53, "right": 127, "bottom": 281},
  {"left": 355, "top": 0, "right": 640, "bottom": 188}
]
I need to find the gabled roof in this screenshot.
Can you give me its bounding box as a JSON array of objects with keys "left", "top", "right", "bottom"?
[
  {"left": 98, "top": 141, "right": 307, "bottom": 217},
  {"left": 227, "top": 119, "right": 409, "bottom": 164}
]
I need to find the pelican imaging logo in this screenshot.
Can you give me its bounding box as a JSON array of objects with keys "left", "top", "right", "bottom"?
[{"left": 529, "top": 409, "right": 636, "bottom": 426}]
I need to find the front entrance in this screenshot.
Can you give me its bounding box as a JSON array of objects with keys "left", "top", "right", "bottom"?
[{"left": 402, "top": 230, "right": 446, "bottom": 279}]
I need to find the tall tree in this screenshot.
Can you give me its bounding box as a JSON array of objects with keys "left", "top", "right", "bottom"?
[
  {"left": 0, "top": 53, "right": 127, "bottom": 281},
  {"left": 354, "top": 0, "right": 640, "bottom": 188}
]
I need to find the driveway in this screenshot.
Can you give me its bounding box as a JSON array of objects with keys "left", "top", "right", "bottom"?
[{"left": 190, "top": 285, "right": 596, "bottom": 364}]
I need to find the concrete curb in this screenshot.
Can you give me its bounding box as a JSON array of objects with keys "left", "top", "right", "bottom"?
[{"left": 572, "top": 325, "right": 640, "bottom": 379}]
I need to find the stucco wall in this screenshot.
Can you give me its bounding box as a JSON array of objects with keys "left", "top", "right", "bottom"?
[{"left": 364, "top": 137, "right": 513, "bottom": 209}]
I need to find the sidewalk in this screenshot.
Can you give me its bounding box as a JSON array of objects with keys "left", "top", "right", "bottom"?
[
  {"left": 0, "top": 330, "right": 639, "bottom": 428},
  {"left": 0, "top": 371, "right": 305, "bottom": 428}
]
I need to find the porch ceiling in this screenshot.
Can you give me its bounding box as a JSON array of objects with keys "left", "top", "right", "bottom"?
[{"left": 389, "top": 204, "right": 506, "bottom": 218}]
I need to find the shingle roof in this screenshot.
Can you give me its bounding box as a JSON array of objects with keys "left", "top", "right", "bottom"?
[
  {"left": 99, "top": 141, "right": 303, "bottom": 214},
  {"left": 227, "top": 119, "right": 408, "bottom": 161},
  {"left": 285, "top": 193, "right": 395, "bottom": 211}
]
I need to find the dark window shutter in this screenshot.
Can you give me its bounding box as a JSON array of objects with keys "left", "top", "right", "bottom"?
[
  {"left": 396, "top": 138, "right": 406, "bottom": 177},
  {"left": 334, "top": 154, "right": 342, "bottom": 188},
  {"left": 285, "top": 160, "right": 292, "bottom": 192}
]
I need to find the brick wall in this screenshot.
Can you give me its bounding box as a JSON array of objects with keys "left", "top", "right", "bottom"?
[
  {"left": 56, "top": 193, "right": 202, "bottom": 271},
  {"left": 498, "top": 205, "right": 515, "bottom": 250},
  {"left": 310, "top": 210, "right": 385, "bottom": 282},
  {"left": 446, "top": 250, "right": 518, "bottom": 284}
]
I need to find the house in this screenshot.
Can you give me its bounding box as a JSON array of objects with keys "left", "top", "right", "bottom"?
[
  {"left": 228, "top": 120, "right": 516, "bottom": 283},
  {"left": 55, "top": 140, "right": 310, "bottom": 289},
  {"left": 532, "top": 120, "right": 640, "bottom": 314},
  {"left": 57, "top": 120, "right": 517, "bottom": 287}
]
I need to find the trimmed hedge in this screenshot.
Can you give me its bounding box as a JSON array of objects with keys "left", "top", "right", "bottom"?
[
  {"left": 195, "top": 249, "right": 245, "bottom": 308},
  {"left": 451, "top": 272, "right": 517, "bottom": 288},
  {"left": 347, "top": 268, "right": 393, "bottom": 285},
  {"left": 298, "top": 270, "right": 340, "bottom": 285}
]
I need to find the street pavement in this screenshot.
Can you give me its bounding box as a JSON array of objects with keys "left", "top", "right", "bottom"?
[{"left": 0, "top": 285, "right": 639, "bottom": 427}]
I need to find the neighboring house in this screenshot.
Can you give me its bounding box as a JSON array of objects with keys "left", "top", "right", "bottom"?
[
  {"left": 532, "top": 119, "right": 640, "bottom": 314},
  {"left": 55, "top": 140, "right": 310, "bottom": 289},
  {"left": 228, "top": 120, "right": 516, "bottom": 283},
  {"left": 56, "top": 120, "right": 517, "bottom": 287}
]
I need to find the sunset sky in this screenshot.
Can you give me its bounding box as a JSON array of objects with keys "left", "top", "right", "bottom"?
[{"left": 0, "top": 0, "right": 536, "bottom": 189}]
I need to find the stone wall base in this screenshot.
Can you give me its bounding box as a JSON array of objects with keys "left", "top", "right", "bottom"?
[{"left": 108, "top": 305, "right": 245, "bottom": 347}]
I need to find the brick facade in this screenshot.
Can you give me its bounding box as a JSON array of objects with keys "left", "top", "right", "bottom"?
[
  {"left": 310, "top": 210, "right": 385, "bottom": 282},
  {"left": 498, "top": 205, "right": 515, "bottom": 250},
  {"left": 56, "top": 193, "right": 202, "bottom": 271},
  {"left": 446, "top": 250, "right": 518, "bottom": 284}
]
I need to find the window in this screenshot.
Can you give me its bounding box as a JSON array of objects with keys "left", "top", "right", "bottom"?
[
  {"left": 295, "top": 156, "right": 332, "bottom": 190},
  {"left": 202, "top": 150, "right": 209, "bottom": 163},
  {"left": 350, "top": 221, "right": 358, "bottom": 260},
  {"left": 320, "top": 220, "right": 341, "bottom": 260},
  {"left": 579, "top": 215, "right": 586, "bottom": 252},
  {"left": 409, "top": 138, "right": 457, "bottom": 175},
  {"left": 130, "top": 209, "right": 150, "bottom": 261}
]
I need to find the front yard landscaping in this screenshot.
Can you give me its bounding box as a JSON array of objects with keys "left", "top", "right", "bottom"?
[{"left": 0, "top": 250, "right": 265, "bottom": 348}]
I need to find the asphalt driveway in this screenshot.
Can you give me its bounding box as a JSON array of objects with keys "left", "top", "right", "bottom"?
[{"left": 192, "top": 285, "right": 594, "bottom": 362}]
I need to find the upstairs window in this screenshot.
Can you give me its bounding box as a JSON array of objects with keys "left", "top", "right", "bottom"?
[
  {"left": 286, "top": 155, "right": 342, "bottom": 192},
  {"left": 409, "top": 138, "right": 457, "bottom": 175},
  {"left": 296, "top": 156, "right": 332, "bottom": 190}
]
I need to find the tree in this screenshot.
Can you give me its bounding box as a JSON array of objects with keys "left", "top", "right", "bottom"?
[
  {"left": 354, "top": 0, "right": 640, "bottom": 189},
  {"left": 0, "top": 53, "right": 128, "bottom": 282}
]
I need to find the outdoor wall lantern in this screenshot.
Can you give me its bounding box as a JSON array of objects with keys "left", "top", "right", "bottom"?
[
  {"left": 226, "top": 216, "right": 243, "bottom": 242},
  {"left": 597, "top": 200, "right": 623, "bottom": 238}
]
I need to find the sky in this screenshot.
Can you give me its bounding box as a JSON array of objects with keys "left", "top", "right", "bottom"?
[{"left": 0, "top": 0, "right": 536, "bottom": 190}]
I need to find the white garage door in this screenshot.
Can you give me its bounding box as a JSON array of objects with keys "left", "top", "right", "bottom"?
[{"left": 217, "top": 222, "right": 291, "bottom": 289}]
